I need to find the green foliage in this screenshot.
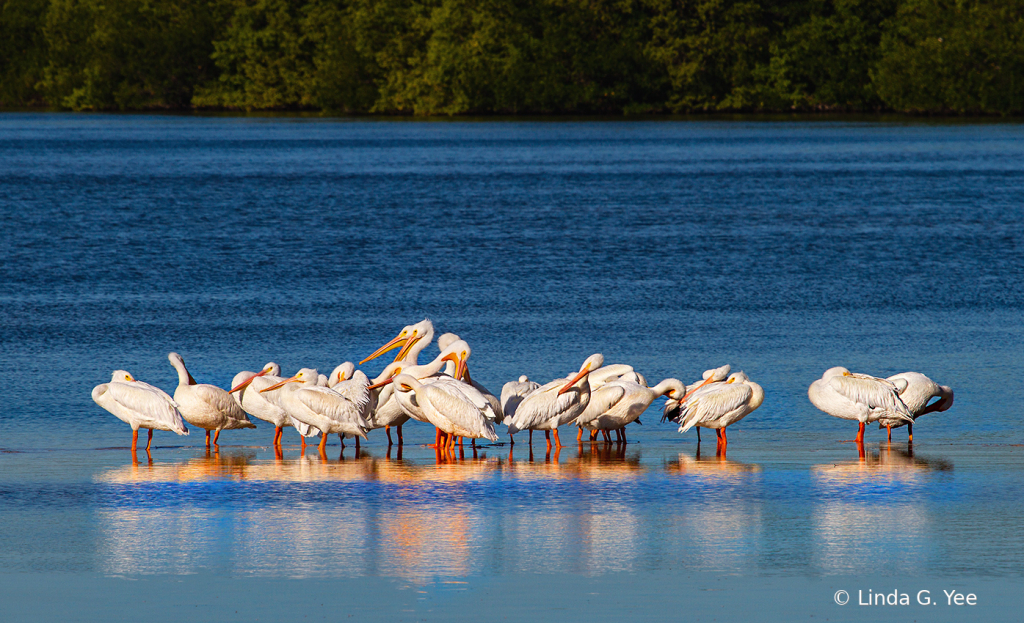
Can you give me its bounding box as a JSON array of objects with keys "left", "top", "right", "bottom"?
[
  {"left": 0, "top": 0, "right": 1020, "bottom": 113},
  {"left": 766, "top": 0, "right": 898, "bottom": 109},
  {"left": 873, "top": 0, "right": 1024, "bottom": 113},
  {"left": 0, "top": 0, "right": 48, "bottom": 106},
  {"left": 192, "top": 0, "right": 316, "bottom": 109},
  {"left": 39, "top": 0, "right": 222, "bottom": 110},
  {"left": 644, "top": 0, "right": 783, "bottom": 112}
]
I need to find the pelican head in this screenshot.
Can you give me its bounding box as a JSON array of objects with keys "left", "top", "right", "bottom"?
[
  {"left": 260, "top": 368, "right": 318, "bottom": 392},
  {"left": 558, "top": 353, "right": 604, "bottom": 395},
  {"left": 437, "top": 332, "right": 460, "bottom": 351},
  {"left": 822, "top": 366, "right": 852, "bottom": 380},
  {"left": 329, "top": 362, "right": 356, "bottom": 387},
  {"left": 111, "top": 370, "right": 135, "bottom": 383},
  {"left": 168, "top": 352, "right": 198, "bottom": 385},
  {"left": 229, "top": 361, "right": 281, "bottom": 393},
  {"left": 703, "top": 364, "right": 731, "bottom": 382},
  {"left": 441, "top": 339, "right": 471, "bottom": 381},
  {"left": 683, "top": 364, "right": 731, "bottom": 401}
]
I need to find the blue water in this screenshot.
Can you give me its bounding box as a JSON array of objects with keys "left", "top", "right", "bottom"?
[{"left": 1, "top": 115, "right": 1022, "bottom": 621}]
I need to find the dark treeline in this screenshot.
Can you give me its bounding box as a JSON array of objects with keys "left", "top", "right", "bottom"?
[{"left": 1, "top": 0, "right": 1022, "bottom": 114}]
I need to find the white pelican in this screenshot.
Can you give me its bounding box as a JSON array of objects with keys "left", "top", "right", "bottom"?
[
  {"left": 676, "top": 371, "right": 764, "bottom": 445},
  {"left": 260, "top": 368, "right": 370, "bottom": 454},
  {"left": 877, "top": 372, "right": 954, "bottom": 441},
  {"left": 501, "top": 375, "right": 540, "bottom": 422},
  {"left": 229, "top": 362, "right": 294, "bottom": 446},
  {"left": 168, "top": 352, "right": 255, "bottom": 447},
  {"left": 93, "top": 370, "right": 189, "bottom": 452},
  {"left": 576, "top": 377, "right": 686, "bottom": 442},
  {"left": 662, "top": 365, "right": 731, "bottom": 429},
  {"left": 390, "top": 373, "right": 499, "bottom": 447},
  {"left": 327, "top": 363, "right": 376, "bottom": 434},
  {"left": 808, "top": 366, "right": 914, "bottom": 443},
  {"left": 436, "top": 333, "right": 503, "bottom": 423},
  {"left": 506, "top": 353, "right": 604, "bottom": 449}
]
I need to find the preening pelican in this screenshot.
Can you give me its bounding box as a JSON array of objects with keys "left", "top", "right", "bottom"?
[
  {"left": 390, "top": 373, "right": 499, "bottom": 446},
  {"left": 436, "top": 333, "right": 503, "bottom": 423},
  {"left": 506, "top": 354, "right": 604, "bottom": 448},
  {"left": 808, "top": 366, "right": 914, "bottom": 443},
  {"left": 576, "top": 377, "right": 686, "bottom": 442},
  {"left": 230, "top": 362, "right": 295, "bottom": 446},
  {"left": 676, "top": 372, "right": 764, "bottom": 445},
  {"left": 260, "top": 368, "right": 370, "bottom": 454},
  {"left": 169, "top": 352, "right": 254, "bottom": 447},
  {"left": 662, "top": 365, "right": 731, "bottom": 429},
  {"left": 877, "top": 372, "right": 954, "bottom": 441},
  {"left": 93, "top": 370, "right": 189, "bottom": 452},
  {"left": 501, "top": 375, "right": 540, "bottom": 422}
]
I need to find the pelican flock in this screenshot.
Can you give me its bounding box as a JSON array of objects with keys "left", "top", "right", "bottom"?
[{"left": 92, "top": 318, "right": 954, "bottom": 455}]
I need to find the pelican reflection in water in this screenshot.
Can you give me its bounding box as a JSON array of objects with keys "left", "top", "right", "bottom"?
[{"left": 810, "top": 444, "right": 951, "bottom": 574}]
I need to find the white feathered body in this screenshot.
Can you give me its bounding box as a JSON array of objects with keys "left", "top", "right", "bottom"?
[
  {"left": 393, "top": 374, "right": 498, "bottom": 441},
  {"left": 808, "top": 367, "right": 913, "bottom": 425},
  {"left": 275, "top": 375, "right": 370, "bottom": 439},
  {"left": 232, "top": 370, "right": 291, "bottom": 429},
  {"left": 506, "top": 376, "right": 591, "bottom": 434},
  {"left": 677, "top": 375, "right": 764, "bottom": 432},
  {"left": 877, "top": 371, "right": 954, "bottom": 429},
  {"left": 93, "top": 373, "right": 189, "bottom": 435},
  {"left": 578, "top": 378, "right": 684, "bottom": 431},
  {"left": 501, "top": 375, "right": 540, "bottom": 421}
]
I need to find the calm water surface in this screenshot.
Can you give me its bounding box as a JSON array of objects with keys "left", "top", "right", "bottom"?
[{"left": 0, "top": 115, "right": 1022, "bottom": 621}]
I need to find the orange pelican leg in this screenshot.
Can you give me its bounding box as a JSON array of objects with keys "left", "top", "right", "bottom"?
[
  {"left": 887, "top": 425, "right": 892, "bottom": 442},
  {"left": 545, "top": 430, "right": 552, "bottom": 451},
  {"left": 553, "top": 428, "right": 563, "bottom": 449},
  {"left": 509, "top": 433, "right": 515, "bottom": 446},
  {"left": 205, "top": 430, "right": 211, "bottom": 448},
  {"left": 397, "top": 424, "right": 404, "bottom": 445},
  {"left": 602, "top": 430, "right": 611, "bottom": 443},
  {"left": 318, "top": 434, "right": 328, "bottom": 453},
  {"left": 146, "top": 429, "right": 153, "bottom": 452},
  {"left": 213, "top": 430, "right": 221, "bottom": 446},
  {"left": 577, "top": 427, "right": 583, "bottom": 442},
  {"left": 339, "top": 433, "right": 346, "bottom": 449},
  {"left": 458, "top": 436, "right": 463, "bottom": 448},
  {"left": 385, "top": 425, "right": 393, "bottom": 446},
  {"left": 621, "top": 427, "right": 627, "bottom": 444},
  {"left": 355, "top": 435, "right": 360, "bottom": 451},
  {"left": 614, "top": 429, "right": 622, "bottom": 443},
  {"left": 529, "top": 430, "right": 533, "bottom": 446},
  {"left": 908, "top": 423, "right": 913, "bottom": 443},
  {"left": 590, "top": 430, "right": 598, "bottom": 441},
  {"left": 855, "top": 422, "right": 865, "bottom": 444},
  {"left": 300, "top": 436, "right": 307, "bottom": 452},
  {"left": 131, "top": 430, "right": 139, "bottom": 453}
]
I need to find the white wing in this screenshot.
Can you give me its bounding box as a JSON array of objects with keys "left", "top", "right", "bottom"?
[
  {"left": 106, "top": 381, "right": 188, "bottom": 434},
  {"left": 296, "top": 386, "right": 368, "bottom": 427},
  {"left": 509, "top": 379, "right": 582, "bottom": 431},
  {"left": 192, "top": 383, "right": 251, "bottom": 424},
  {"left": 501, "top": 379, "right": 540, "bottom": 418},
  {"left": 829, "top": 375, "right": 912, "bottom": 418},
  {"left": 576, "top": 384, "right": 626, "bottom": 426},
  {"left": 133, "top": 380, "right": 180, "bottom": 409},
  {"left": 421, "top": 384, "right": 498, "bottom": 441},
  {"left": 679, "top": 383, "right": 753, "bottom": 432}
]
